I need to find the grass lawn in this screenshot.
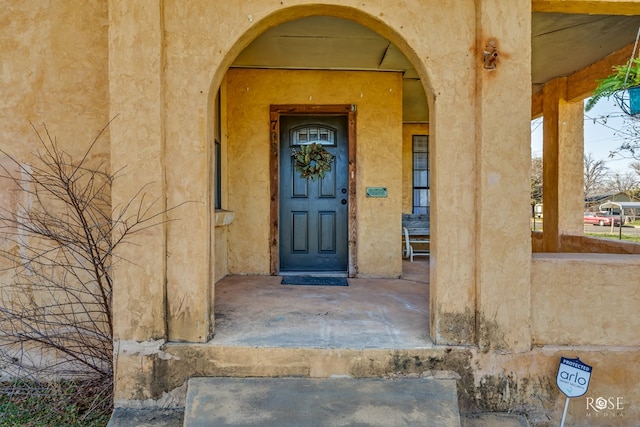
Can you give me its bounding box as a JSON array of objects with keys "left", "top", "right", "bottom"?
[{"left": 0, "top": 380, "right": 110, "bottom": 427}]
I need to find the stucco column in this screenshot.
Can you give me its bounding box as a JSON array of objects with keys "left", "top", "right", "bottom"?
[
  {"left": 109, "top": 1, "right": 167, "bottom": 342},
  {"left": 558, "top": 100, "right": 585, "bottom": 235},
  {"left": 542, "top": 78, "right": 584, "bottom": 251},
  {"left": 428, "top": 10, "right": 477, "bottom": 345},
  {"left": 161, "top": 1, "right": 224, "bottom": 343},
  {"left": 474, "top": 0, "right": 532, "bottom": 351}
]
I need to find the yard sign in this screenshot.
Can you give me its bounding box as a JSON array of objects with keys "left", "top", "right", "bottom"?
[{"left": 557, "top": 357, "right": 592, "bottom": 426}]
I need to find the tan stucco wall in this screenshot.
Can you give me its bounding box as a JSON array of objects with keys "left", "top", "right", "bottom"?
[
  {"left": 214, "top": 219, "right": 230, "bottom": 282},
  {"left": 0, "top": 1, "right": 109, "bottom": 174},
  {"left": 470, "top": 0, "right": 532, "bottom": 351},
  {"left": 560, "top": 234, "right": 640, "bottom": 254},
  {"left": 225, "top": 69, "right": 403, "bottom": 278},
  {"left": 0, "top": 1, "right": 109, "bottom": 150},
  {"left": 0, "top": 1, "right": 109, "bottom": 298},
  {"left": 532, "top": 253, "right": 640, "bottom": 346},
  {"left": 402, "top": 124, "right": 430, "bottom": 214},
  {"left": 109, "top": 1, "right": 171, "bottom": 342}
]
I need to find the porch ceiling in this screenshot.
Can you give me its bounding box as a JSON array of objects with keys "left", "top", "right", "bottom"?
[{"left": 231, "top": 13, "right": 640, "bottom": 122}]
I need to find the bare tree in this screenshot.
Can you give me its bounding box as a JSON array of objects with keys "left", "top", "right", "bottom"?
[
  {"left": 606, "top": 171, "right": 640, "bottom": 197},
  {"left": 588, "top": 112, "right": 640, "bottom": 159},
  {"left": 0, "top": 122, "right": 171, "bottom": 423},
  {"left": 530, "top": 156, "right": 543, "bottom": 206},
  {"left": 584, "top": 153, "right": 609, "bottom": 198}
]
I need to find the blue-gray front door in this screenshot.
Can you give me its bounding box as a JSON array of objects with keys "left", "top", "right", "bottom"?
[{"left": 279, "top": 115, "right": 349, "bottom": 272}]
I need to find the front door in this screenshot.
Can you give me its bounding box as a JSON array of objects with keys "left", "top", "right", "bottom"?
[{"left": 279, "top": 115, "right": 349, "bottom": 273}]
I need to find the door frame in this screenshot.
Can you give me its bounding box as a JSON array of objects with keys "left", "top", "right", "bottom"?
[{"left": 270, "top": 104, "right": 357, "bottom": 277}]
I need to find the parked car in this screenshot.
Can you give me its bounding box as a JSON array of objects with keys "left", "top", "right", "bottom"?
[{"left": 583, "top": 212, "right": 624, "bottom": 226}]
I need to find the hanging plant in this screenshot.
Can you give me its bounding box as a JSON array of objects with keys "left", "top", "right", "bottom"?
[
  {"left": 291, "top": 143, "right": 334, "bottom": 181},
  {"left": 585, "top": 57, "right": 640, "bottom": 114},
  {"left": 586, "top": 24, "right": 640, "bottom": 116}
]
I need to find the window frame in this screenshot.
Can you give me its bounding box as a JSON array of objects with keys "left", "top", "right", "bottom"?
[
  {"left": 214, "top": 90, "right": 222, "bottom": 210},
  {"left": 412, "top": 135, "right": 430, "bottom": 215}
]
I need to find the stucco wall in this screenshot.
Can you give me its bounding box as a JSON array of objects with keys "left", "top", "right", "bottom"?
[
  {"left": 0, "top": 1, "right": 109, "bottom": 184},
  {"left": 0, "top": 1, "right": 109, "bottom": 301},
  {"left": 531, "top": 253, "right": 640, "bottom": 346},
  {"left": 225, "top": 69, "right": 403, "bottom": 278},
  {"left": 0, "top": 1, "right": 109, "bottom": 149}
]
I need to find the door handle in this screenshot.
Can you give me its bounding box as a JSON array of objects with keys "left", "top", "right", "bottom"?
[{"left": 341, "top": 199, "right": 347, "bottom": 205}]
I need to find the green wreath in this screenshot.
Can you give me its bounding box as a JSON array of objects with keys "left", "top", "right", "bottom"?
[{"left": 291, "top": 143, "right": 334, "bottom": 181}]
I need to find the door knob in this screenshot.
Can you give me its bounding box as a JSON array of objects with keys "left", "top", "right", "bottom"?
[{"left": 341, "top": 199, "right": 347, "bottom": 205}]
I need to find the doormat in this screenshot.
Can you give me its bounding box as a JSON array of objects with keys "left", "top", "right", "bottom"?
[{"left": 281, "top": 276, "right": 349, "bottom": 286}]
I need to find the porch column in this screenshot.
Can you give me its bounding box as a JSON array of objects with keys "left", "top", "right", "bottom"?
[
  {"left": 474, "top": 0, "right": 532, "bottom": 351},
  {"left": 109, "top": 0, "right": 168, "bottom": 401},
  {"left": 109, "top": 0, "right": 166, "bottom": 342},
  {"left": 542, "top": 77, "right": 584, "bottom": 252}
]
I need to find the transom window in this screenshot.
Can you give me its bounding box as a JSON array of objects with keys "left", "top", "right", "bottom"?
[{"left": 291, "top": 125, "right": 336, "bottom": 146}]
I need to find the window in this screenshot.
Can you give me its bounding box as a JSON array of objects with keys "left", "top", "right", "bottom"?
[
  {"left": 412, "top": 135, "right": 430, "bottom": 215},
  {"left": 215, "top": 140, "right": 221, "bottom": 210},
  {"left": 214, "top": 90, "right": 222, "bottom": 210},
  {"left": 291, "top": 125, "right": 336, "bottom": 146}
]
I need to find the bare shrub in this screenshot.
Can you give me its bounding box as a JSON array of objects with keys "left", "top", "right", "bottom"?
[{"left": 0, "top": 122, "right": 168, "bottom": 423}]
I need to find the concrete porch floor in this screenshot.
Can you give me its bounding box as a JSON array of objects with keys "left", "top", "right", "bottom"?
[
  {"left": 109, "top": 256, "right": 531, "bottom": 426},
  {"left": 211, "top": 258, "right": 432, "bottom": 349}
]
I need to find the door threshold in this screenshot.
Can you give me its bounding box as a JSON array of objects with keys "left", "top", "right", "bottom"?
[{"left": 280, "top": 271, "right": 348, "bottom": 278}]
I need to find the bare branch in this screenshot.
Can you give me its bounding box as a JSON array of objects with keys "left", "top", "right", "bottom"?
[{"left": 0, "top": 119, "right": 179, "bottom": 422}]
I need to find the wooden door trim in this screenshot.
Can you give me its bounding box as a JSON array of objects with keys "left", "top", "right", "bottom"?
[{"left": 269, "top": 104, "right": 357, "bottom": 277}]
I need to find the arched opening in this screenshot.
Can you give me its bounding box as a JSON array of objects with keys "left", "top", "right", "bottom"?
[{"left": 208, "top": 9, "right": 434, "bottom": 347}]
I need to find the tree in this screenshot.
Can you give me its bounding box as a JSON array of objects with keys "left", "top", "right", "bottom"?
[
  {"left": 530, "top": 156, "right": 543, "bottom": 206},
  {"left": 606, "top": 171, "right": 640, "bottom": 197},
  {"left": 0, "top": 122, "right": 172, "bottom": 424},
  {"left": 589, "top": 113, "right": 640, "bottom": 159},
  {"left": 584, "top": 153, "right": 609, "bottom": 198}
]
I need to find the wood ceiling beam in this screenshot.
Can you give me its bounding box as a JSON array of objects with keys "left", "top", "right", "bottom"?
[
  {"left": 532, "top": 0, "right": 640, "bottom": 15},
  {"left": 532, "top": 41, "right": 636, "bottom": 117},
  {"left": 566, "top": 41, "right": 636, "bottom": 101}
]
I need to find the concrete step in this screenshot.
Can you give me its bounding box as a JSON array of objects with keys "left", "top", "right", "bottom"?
[
  {"left": 107, "top": 408, "right": 531, "bottom": 427},
  {"left": 461, "top": 413, "right": 530, "bottom": 427},
  {"left": 183, "top": 376, "right": 461, "bottom": 426}
]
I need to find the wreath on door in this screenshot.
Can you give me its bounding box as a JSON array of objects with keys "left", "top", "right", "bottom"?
[{"left": 291, "top": 143, "right": 334, "bottom": 181}]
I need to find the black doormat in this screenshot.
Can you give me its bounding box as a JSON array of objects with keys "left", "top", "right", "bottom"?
[{"left": 281, "top": 276, "right": 349, "bottom": 286}]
